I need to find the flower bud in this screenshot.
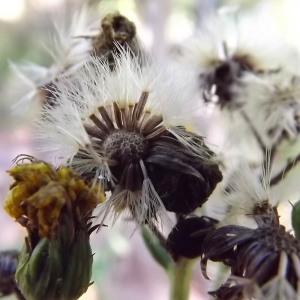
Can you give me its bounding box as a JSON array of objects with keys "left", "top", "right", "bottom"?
[{"left": 4, "top": 158, "right": 104, "bottom": 300}]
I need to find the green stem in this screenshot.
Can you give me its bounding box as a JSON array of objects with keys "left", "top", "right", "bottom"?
[{"left": 170, "top": 258, "right": 196, "bottom": 300}]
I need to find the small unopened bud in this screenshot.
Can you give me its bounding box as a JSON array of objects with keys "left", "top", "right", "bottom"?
[{"left": 16, "top": 214, "right": 94, "bottom": 300}]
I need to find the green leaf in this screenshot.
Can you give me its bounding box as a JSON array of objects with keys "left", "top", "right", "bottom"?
[
  {"left": 141, "top": 227, "right": 174, "bottom": 272},
  {"left": 292, "top": 200, "right": 300, "bottom": 240}
]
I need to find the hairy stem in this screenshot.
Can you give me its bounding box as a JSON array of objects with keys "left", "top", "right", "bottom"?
[{"left": 170, "top": 258, "right": 196, "bottom": 300}]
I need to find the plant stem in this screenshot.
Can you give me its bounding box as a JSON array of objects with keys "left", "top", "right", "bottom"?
[
  {"left": 270, "top": 152, "right": 300, "bottom": 186},
  {"left": 170, "top": 258, "right": 196, "bottom": 300}
]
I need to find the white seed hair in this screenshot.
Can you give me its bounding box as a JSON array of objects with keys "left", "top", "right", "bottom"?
[
  {"left": 11, "top": 7, "right": 100, "bottom": 113},
  {"left": 236, "top": 71, "right": 300, "bottom": 147},
  {"left": 36, "top": 48, "right": 206, "bottom": 168},
  {"left": 218, "top": 157, "right": 300, "bottom": 228},
  {"left": 182, "top": 8, "right": 297, "bottom": 76}
]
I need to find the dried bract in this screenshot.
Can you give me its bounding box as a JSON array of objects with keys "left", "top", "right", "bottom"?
[{"left": 202, "top": 215, "right": 300, "bottom": 300}]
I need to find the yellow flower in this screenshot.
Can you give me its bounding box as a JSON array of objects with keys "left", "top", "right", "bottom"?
[{"left": 4, "top": 160, "right": 104, "bottom": 238}]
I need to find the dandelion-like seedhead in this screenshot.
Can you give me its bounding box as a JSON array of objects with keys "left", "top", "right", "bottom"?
[
  {"left": 35, "top": 49, "right": 222, "bottom": 227},
  {"left": 10, "top": 10, "right": 141, "bottom": 114},
  {"left": 183, "top": 9, "right": 297, "bottom": 110}
]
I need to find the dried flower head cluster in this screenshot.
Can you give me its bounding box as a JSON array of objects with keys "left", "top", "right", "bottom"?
[
  {"left": 4, "top": 8, "right": 225, "bottom": 300},
  {"left": 6, "top": 3, "right": 300, "bottom": 300},
  {"left": 163, "top": 151, "right": 300, "bottom": 299},
  {"left": 187, "top": 159, "right": 299, "bottom": 299}
]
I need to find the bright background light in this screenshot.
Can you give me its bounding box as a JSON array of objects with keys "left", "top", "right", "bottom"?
[{"left": 0, "top": 0, "right": 25, "bottom": 22}]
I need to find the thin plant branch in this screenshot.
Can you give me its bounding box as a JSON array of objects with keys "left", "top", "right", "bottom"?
[
  {"left": 148, "top": 220, "right": 167, "bottom": 249},
  {"left": 170, "top": 258, "right": 196, "bottom": 300},
  {"left": 270, "top": 153, "right": 300, "bottom": 186},
  {"left": 240, "top": 110, "right": 277, "bottom": 175}
]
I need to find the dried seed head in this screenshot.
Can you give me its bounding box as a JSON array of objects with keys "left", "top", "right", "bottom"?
[
  {"left": 36, "top": 49, "right": 222, "bottom": 227},
  {"left": 103, "top": 130, "right": 148, "bottom": 165},
  {"left": 202, "top": 215, "right": 300, "bottom": 299},
  {"left": 10, "top": 8, "right": 101, "bottom": 113},
  {"left": 219, "top": 159, "right": 299, "bottom": 228},
  {"left": 201, "top": 50, "right": 255, "bottom": 107}
]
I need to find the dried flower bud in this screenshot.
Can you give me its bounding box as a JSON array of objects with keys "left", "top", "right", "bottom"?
[
  {"left": 4, "top": 157, "right": 104, "bottom": 300},
  {"left": 202, "top": 214, "right": 300, "bottom": 299},
  {"left": 167, "top": 216, "right": 218, "bottom": 259},
  {"left": 92, "top": 12, "right": 141, "bottom": 69}
]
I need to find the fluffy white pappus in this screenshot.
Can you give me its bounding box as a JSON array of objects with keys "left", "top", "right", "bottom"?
[
  {"left": 38, "top": 47, "right": 207, "bottom": 158},
  {"left": 107, "top": 47, "right": 204, "bottom": 131},
  {"left": 236, "top": 71, "right": 300, "bottom": 147},
  {"left": 36, "top": 100, "right": 114, "bottom": 186},
  {"left": 9, "top": 62, "right": 56, "bottom": 114},
  {"left": 49, "top": 7, "right": 100, "bottom": 78},
  {"left": 11, "top": 7, "right": 100, "bottom": 113},
  {"left": 205, "top": 107, "right": 263, "bottom": 167},
  {"left": 218, "top": 159, "right": 300, "bottom": 228},
  {"left": 95, "top": 177, "right": 172, "bottom": 229},
  {"left": 183, "top": 8, "right": 297, "bottom": 75},
  {"left": 35, "top": 102, "right": 90, "bottom": 162}
]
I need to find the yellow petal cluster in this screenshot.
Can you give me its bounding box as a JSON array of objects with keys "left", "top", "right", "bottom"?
[{"left": 4, "top": 162, "right": 105, "bottom": 238}]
